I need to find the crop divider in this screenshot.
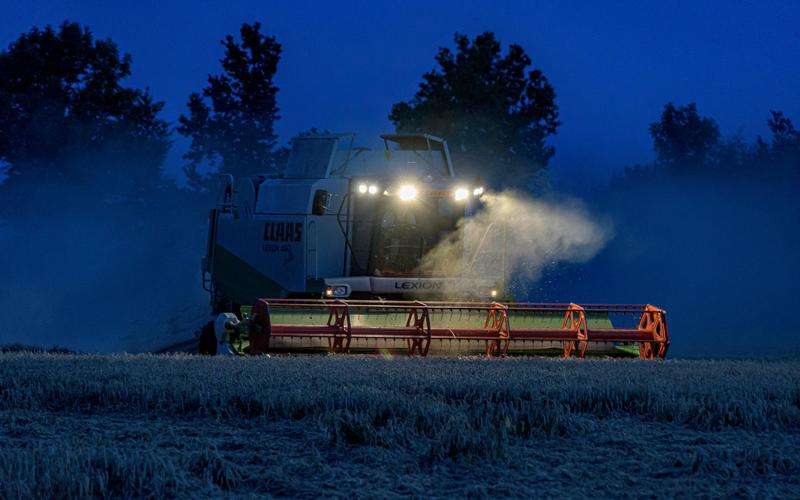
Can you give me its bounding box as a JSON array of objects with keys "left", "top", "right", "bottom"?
[
  {"left": 405, "top": 301, "right": 432, "bottom": 356},
  {"left": 327, "top": 301, "right": 352, "bottom": 354},
  {"left": 483, "top": 302, "right": 510, "bottom": 357},
  {"left": 561, "top": 304, "right": 589, "bottom": 358}
]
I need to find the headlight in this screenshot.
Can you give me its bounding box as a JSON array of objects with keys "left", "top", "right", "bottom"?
[
  {"left": 368, "top": 184, "right": 379, "bottom": 195},
  {"left": 397, "top": 184, "right": 418, "bottom": 201},
  {"left": 357, "top": 183, "right": 368, "bottom": 194},
  {"left": 473, "top": 186, "right": 485, "bottom": 197},
  {"left": 453, "top": 187, "right": 469, "bottom": 201},
  {"left": 325, "top": 285, "right": 349, "bottom": 298}
]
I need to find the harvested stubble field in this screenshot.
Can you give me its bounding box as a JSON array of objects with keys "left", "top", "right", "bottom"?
[{"left": 0, "top": 354, "right": 798, "bottom": 498}]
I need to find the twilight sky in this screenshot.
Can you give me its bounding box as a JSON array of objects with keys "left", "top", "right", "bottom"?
[{"left": 2, "top": 0, "right": 799, "bottom": 182}]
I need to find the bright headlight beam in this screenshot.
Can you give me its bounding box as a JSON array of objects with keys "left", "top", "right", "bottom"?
[
  {"left": 397, "top": 184, "right": 418, "bottom": 201},
  {"left": 473, "top": 186, "right": 485, "bottom": 196},
  {"left": 453, "top": 187, "right": 469, "bottom": 201},
  {"left": 368, "top": 184, "right": 378, "bottom": 195},
  {"left": 357, "top": 183, "right": 368, "bottom": 194}
]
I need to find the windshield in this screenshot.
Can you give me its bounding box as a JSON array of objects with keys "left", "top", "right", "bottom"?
[{"left": 370, "top": 197, "right": 463, "bottom": 277}]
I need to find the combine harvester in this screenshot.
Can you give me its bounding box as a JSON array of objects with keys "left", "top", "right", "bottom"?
[{"left": 199, "top": 133, "right": 668, "bottom": 359}]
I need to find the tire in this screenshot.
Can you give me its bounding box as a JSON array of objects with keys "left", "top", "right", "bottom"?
[{"left": 198, "top": 321, "right": 218, "bottom": 355}]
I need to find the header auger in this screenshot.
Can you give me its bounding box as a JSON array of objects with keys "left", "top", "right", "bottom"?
[
  {"left": 196, "top": 132, "right": 671, "bottom": 359},
  {"left": 203, "top": 299, "right": 669, "bottom": 359}
]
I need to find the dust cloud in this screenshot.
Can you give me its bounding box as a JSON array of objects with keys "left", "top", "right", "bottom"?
[{"left": 419, "top": 191, "right": 610, "bottom": 285}]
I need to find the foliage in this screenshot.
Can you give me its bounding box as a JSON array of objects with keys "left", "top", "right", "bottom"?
[
  {"left": 390, "top": 32, "right": 559, "bottom": 187},
  {"left": 0, "top": 22, "right": 170, "bottom": 204},
  {"left": 710, "top": 133, "right": 753, "bottom": 173},
  {"left": 178, "top": 22, "right": 282, "bottom": 191},
  {"left": 766, "top": 110, "right": 800, "bottom": 172},
  {"left": 649, "top": 102, "right": 720, "bottom": 172},
  {"left": 618, "top": 106, "right": 800, "bottom": 183}
]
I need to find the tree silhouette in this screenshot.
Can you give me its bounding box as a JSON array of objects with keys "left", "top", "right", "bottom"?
[
  {"left": 709, "top": 134, "right": 751, "bottom": 174},
  {"left": 178, "top": 22, "right": 282, "bottom": 190},
  {"left": 649, "top": 102, "right": 720, "bottom": 172},
  {"left": 766, "top": 111, "right": 800, "bottom": 172},
  {"left": 0, "top": 22, "right": 170, "bottom": 200},
  {"left": 390, "top": 32, "right": 559, "bottom": 186}
]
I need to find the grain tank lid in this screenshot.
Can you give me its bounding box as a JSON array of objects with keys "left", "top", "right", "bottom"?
[{"left": 284, "top": 135, "right": 345, "bottom": 179}]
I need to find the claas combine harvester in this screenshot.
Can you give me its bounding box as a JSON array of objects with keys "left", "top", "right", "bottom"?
[{"left": 198, "top": 133, "right": 668, "bottom": 359}]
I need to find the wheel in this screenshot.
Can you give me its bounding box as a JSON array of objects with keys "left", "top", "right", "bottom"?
[{"left": 198, "top": 321, "right": 218, "bottom": 355}]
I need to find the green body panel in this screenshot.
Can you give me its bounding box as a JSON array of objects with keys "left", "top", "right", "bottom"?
[
  {"left": 613, "top": 344, "right": 642, "bottom": 356},
  {"left": 213, "top": 244, "right": 288, "bottom": 304},
  {"left": 240, "top": 306, "right": 612, "bottom": 329}
]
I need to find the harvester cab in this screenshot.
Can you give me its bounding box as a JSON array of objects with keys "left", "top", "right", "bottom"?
[
  {"left": 198, "top": 133, "right": 669, "bottom": 359},
  {"left": 202, "top": 133, "right": 497, "bottom": 314}
]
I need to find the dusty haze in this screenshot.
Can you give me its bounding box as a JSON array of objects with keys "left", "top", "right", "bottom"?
[
  {"left": 1, "top": 176, "right": 798, "bottom": 356},
  {"left": 419, "top": 191, "right": 610, "bottom": 289}
]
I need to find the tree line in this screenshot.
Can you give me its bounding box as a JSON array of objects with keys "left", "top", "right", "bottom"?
[
  {"left": 0, "top": 21, "right": 797, "bottom": 214},
  {"left": 625, "top": 103, "right": 799, "bottom": 181}
]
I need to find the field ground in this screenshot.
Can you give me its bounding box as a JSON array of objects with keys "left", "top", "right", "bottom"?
[{"left": 0, "top": 354, "right": 798, "bottom": 497}]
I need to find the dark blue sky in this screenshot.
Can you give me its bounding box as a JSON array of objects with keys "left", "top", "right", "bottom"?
[{"left": 3, "top": 1, "right": 799, "bottom": 182}]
